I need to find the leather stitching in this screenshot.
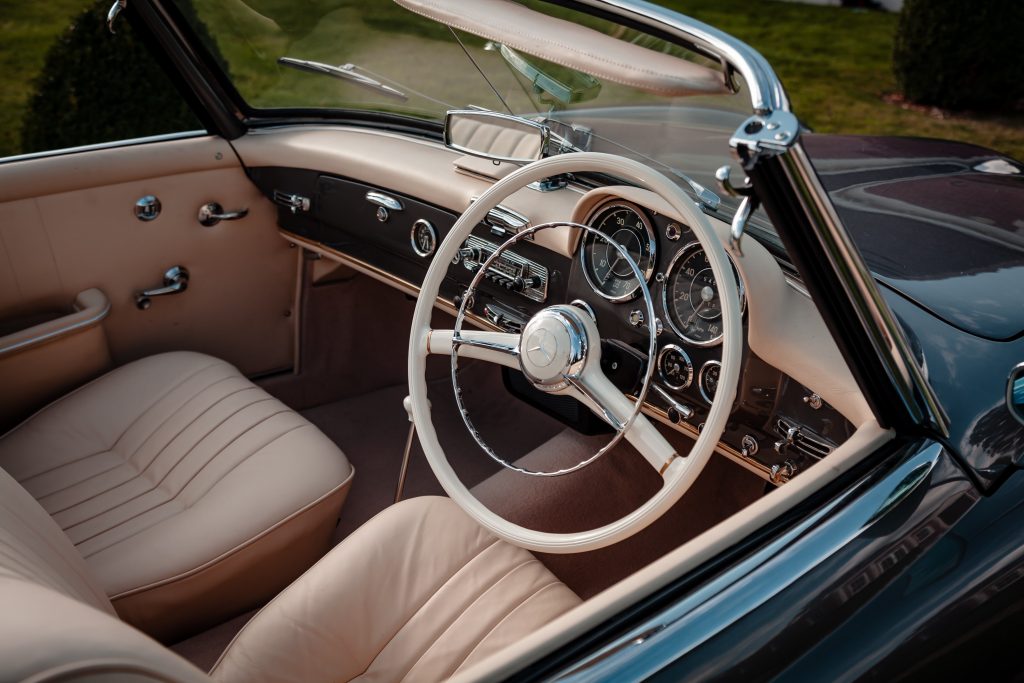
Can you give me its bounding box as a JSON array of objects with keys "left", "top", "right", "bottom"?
[
  {"left": 10, "top": 362, "right": 228, "bottom": 483},
  {"left": 78, "top": 419, "right": 304, "bottom": 557},
  {"left": 354, "top": 537, "right": 505, "bottom": 675},
  {"left": 48, "top": 394, "right": 276, "bottom": 518},
  {"left": 390, "top": 557, "right": 543, "bottom": 681},
  {"left": 451, "top": 581, "right": 567, "bottom": 677}
]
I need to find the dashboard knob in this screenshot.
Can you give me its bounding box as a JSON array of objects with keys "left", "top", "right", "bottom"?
[{"left": 512, "top": 275, "right": 542, "bottom": 292}]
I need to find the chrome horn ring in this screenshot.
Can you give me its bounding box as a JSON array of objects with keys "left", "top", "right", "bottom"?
[{"left": 451, "top": 221, "right": 658, "bottom": 477}]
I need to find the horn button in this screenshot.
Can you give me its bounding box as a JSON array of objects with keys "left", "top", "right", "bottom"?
[{"left": 518, "top": 306, "right": 591, "bottom": 391}]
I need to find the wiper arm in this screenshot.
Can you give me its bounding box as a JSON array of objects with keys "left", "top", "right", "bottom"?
[{"left": 278, "top": 57, "right": 408, "bottom": 102}]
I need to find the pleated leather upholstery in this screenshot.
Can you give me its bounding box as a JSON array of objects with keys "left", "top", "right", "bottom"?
[
  {"left": 0, "top": 351, "right": 353, "bottom": 641},
  {"left": 211, "top": 496, "right": 581, "bottom": 683}
]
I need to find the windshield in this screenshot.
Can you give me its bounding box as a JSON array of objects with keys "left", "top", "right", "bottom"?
[{"left": 175, "top": 0, "right": 778, "bottom": 248}]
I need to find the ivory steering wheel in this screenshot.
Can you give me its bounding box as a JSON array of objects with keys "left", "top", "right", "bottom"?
[{"left": 408, "top": 152, "right": 742, "bottom": 554}]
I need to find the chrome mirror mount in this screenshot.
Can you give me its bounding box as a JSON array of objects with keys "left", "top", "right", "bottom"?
[{"left": 443, "top": 110, "right": 549, "bottom": 165}]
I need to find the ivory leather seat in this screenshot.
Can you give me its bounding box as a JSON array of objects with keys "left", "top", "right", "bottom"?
[
  {"left": 0, "top": 470, "right": 581, "bottom": 681},
  {"left": 0, "top": 351, "right": 354, "bottom": 642}
]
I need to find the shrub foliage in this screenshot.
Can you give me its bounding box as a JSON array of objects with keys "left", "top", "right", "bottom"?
[
  {"left": 20, "top": 2, "right": 223, "bottom": 154},
  {"left": 893, "top": 0, "right": 1024, "bottom": 112}
]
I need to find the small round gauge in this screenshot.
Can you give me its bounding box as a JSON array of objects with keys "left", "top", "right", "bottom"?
[
  {"left": 580, "top": 201, "right": 656, "bottom": 302},
  {"left": 410, "top": 219, "right": 437, "bottom": 257},
  {"left": 663, "top": 243, "right": 745, "bottom": 346},
  {"left": 698, "top": 360, "right": 722, "bottom": 404},
  {"left": 657, "top": 344, "right": 693, "bottom": 390}
]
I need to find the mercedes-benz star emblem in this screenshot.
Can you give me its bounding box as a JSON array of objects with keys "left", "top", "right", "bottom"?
[{"left": 526, "top": 327, "right": 558, "bottom": 367}]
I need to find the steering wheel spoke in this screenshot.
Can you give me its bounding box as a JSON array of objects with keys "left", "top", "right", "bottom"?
[
  {"left": 409, "top": 152, "right": 741, "bottom": 554},
  {"left": 427, "top": 328, "right": 520, "bottom": 370},
  {"left": 565, "top": 370, "right": 679, "bottom": 477}
]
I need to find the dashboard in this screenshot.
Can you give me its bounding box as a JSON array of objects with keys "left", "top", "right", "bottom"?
[{"left": 249, "top": 165, "right": 854, "bottom": 486}]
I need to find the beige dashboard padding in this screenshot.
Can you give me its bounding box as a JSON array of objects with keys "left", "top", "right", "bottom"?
[
  {"left": 394, "top": 0, "right": 729, "bottom": 97},
  {"left": 212, "top": 496, "right": 581, "bottom": 683},
  {"left": 0, "top": 351, "right": 353, "bottom": 643}
]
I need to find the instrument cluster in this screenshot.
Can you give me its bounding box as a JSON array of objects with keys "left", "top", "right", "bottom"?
[{"left": 576, "top": 197, "right": 745, "bottom": 409}]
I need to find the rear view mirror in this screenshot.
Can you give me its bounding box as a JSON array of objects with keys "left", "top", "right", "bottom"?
[
  {"left": 1008, "top": 363, "right": 1024, "bottom": 426},
  {"left": 444, "top": 110, "right": 548, "bottom": 164}
]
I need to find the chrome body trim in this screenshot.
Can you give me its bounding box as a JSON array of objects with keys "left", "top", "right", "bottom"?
[
  {"left": 553, "top": 442, "right": 945, "bottom": 681},
  {"left": 0, "top": 130, "right": 208, "bottom": 165}
]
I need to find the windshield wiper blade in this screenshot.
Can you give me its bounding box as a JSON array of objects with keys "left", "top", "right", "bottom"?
[{"left": 278, "top": 57, "right": 408, "bottom": 102}]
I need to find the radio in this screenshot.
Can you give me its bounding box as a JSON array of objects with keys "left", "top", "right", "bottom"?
[{"left": 456, "top": 235, "right": 548, "bottom": 303}]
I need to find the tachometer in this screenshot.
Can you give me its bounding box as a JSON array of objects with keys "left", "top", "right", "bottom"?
[
  {"left": 580, "top": 201, "right": 656, "bottom": 302},
  {"left": 663, "top": 243, "right": 744, "bottom": 346}
]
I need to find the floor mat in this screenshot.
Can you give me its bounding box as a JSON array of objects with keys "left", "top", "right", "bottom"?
[{"left": 301, "top": 359, "right": 567, "bottom": 543}]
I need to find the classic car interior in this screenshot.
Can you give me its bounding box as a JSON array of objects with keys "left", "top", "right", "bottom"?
[{"left": 0, "top": 0, "right": 894, "bottom": 681}]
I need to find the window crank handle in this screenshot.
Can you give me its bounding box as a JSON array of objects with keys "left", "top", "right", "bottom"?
[
  {"left": 135, "top": 266, "right": 189, "bottom": 310},
  {"left": 198, "top": 202, "right": 249, "bottom": 227}
]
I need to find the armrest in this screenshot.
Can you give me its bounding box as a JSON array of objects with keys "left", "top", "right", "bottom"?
[{"left": 0, "top": 288, "right": 110, "bottom": 358}]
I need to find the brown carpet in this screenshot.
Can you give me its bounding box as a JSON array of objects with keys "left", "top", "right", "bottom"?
[{"left": 471, "top": 427, "right": 766, "bottom": 598}]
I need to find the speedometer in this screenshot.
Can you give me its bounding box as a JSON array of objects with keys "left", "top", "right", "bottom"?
[
  {"left": 663, "top": 243, "right": 745, "bottom": 346},
  {"left": 580, "top": 201, "right": 656, "bottom": 302}
]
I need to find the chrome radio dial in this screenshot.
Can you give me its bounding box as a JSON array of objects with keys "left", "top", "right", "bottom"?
[{"left": 580, "top": 201, "right": 656, "bottom": 302}]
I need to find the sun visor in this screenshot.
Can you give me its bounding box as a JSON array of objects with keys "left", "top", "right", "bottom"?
[{"left": 393, "top": 0, "right": 730, "bottom": 97}]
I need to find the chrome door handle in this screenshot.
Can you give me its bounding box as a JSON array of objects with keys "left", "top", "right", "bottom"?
[
  {"left": 136, "top": 266, "right": 189, "bottom": 310},
  {"left": 198, "top": 203, "right": 249, "bottom": 227}
]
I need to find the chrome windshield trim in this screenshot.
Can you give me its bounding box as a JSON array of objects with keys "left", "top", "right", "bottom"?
[{"left": 578, "top": 0, "right": 789, "bottom": 114}]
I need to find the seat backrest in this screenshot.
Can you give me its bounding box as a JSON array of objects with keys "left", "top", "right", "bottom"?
[{"left": 0, "top": 467, "right": 210, "bottom": 682}]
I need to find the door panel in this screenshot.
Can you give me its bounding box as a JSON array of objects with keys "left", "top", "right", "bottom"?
[{"left": 0, "top": 135, "right": 296, "bottom": 424}]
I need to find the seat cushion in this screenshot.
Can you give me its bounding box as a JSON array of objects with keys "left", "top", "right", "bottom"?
[
  {"left": 211, "top": 496, "right": 582, "bottom": 683},
  {"left": 0, "top": 351, "right": 354, "bottom": 642}
]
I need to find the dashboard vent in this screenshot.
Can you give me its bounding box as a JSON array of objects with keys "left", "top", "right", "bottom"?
[{"left": 776, "top": 417, "right": 834, "bottom": 460}]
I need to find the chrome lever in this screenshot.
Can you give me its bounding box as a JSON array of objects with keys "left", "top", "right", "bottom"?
[
  {"left": 107, "top": 0, "right": 126, "bottom": 34},
  {"left": 198, "top": 203, "right": 249, "bottom": 227},
  {"left": 136, "top": 266, "right": 189, "bottom": 310},
  {"left": 715, "top": 165, "right": 759, "bottom": 257}
]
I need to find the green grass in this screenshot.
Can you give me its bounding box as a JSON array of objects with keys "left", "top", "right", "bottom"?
[
  {"left": 664, "top": 0, "right": 1024, "bottom": 160},
  {"left": 0, "top": 0, "right": 83, "bottom": 157},
  {"left": 1, "top": 0, "right": 1021, "bottom": 160}
]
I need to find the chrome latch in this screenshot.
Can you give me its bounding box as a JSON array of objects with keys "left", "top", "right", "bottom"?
[
  {"left": 715, "top": 165, "right": 759, "bottom": 256},
  {"left": 366, "top": 191, "right": 403, "bottom": 222},
  {"left": 136, "top": 266, "right": 189, "bottom": 310},
  {"left": 107, "top": 0, "right": 126, "bottom": 34},
  {"left": 273, "top": 191, "right": 310, "bottom": 214}
]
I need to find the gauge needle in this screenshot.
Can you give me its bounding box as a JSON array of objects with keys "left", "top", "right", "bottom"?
[
  {"left": 683, "top": 285, "right": 716, "bottom": 327},
  {"left": 602, "top": 252, "right": 623, "bottom": 284}
]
